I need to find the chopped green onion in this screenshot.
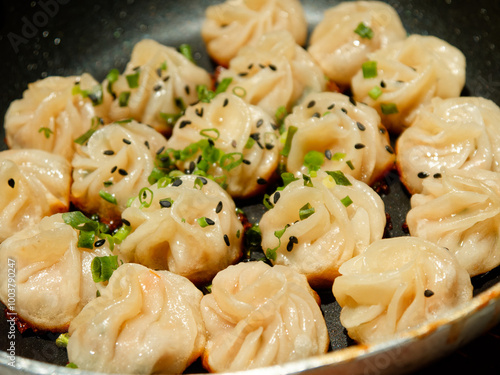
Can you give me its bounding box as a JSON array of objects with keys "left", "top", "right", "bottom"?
[
  {"left": 99, "top": 190, "right": 117, "bottom": 205},
  {"left": 159, "top": 112, "right": 182, "bottom": 128},
  {"left": 332, "top": 152, "right": 346, "bottom": 161},
  {"left": 232, "top": 86, "right": 246, "bottom": 98},
  {"left": 263, "top": 194, "right": 274, "bottom": 210},
  {"left": 73, "top": 83, "right": 103, "bottom": 105},
  {"left": 126, "top": 71, "right": 140, "bottom": 88},
  {"left": 326, "top": 170, "right": 352, "bottom": 186},
  {"left": 220, "top": 152, "right": 244, "bottom": 171},
  {"left": 281, "top": 126, "right": 298, "bottom": 157},
  {"left": 74, "top": 116, "right": 101, "bottom": 145},
  {"left": 275, "top": 106, "right": 288, "bottom": 134},
  {"left": 179, "top": 44, "right": 194, "bottom": 63},
  {"left": 106, "top": 68, "right": 120, "bottom": 83},
  {"left": 200, "top": 128, "right": 220, "bottom": 140},
  {"left": 302, "top": 174, "right": 313, "bottom": 187},
  {"left": 381, "top": 103, "right": 399, "bottom": 115},
  {"left": 304, "top": 150, "right": 324, "bottom": 173},
  {"left": 118, "top": 91, "right": 131, "bottom": 107},
  {"left": 341, "top": 195, "right": 353, "bottom": 207},
  {"left": 281, "top": 172, "right": 299, "bottom": 187},
  {"left": 175, "top": 97, "right": 187, "bottom": 111},
  {"left": 245, "top": 137, "right": 256, "bottom": 149},
  {"left": 114, "top": 118, "right": 133, "bottom": 124},
  {"left": 346, "top": 160, "right": 355, "bottom": 170},
  {"left": 139, "top": 187, "right": 153, "bottom": 208},
  {"left": 62, "top": 211, "right": 99, "bottom": 232},
  {"left": 38, "top": 127, "right": 53, "bottom": 139},
  {"left": 160, "top": 61, "right": 167, "bottom": 71},
  {"left": 265, "top": 224, "right": 290, "bottom": 261},
  {"left": 215, "top": 78, "right": 233, "bottom": 94},
  {"left": 103, "top": 181, "right": 113, "bottom": 187},
  {"left": 299, "top": 203, "right": 315, "bottom": 220},
  {"left": 354, "top": 22, "right": 374, "bottom": 39},
  {"left": 66, "top": 363, "right": 78, "bottom": 369},
  {"left": 113, "top": 224, "right": 131, "bottom": 244},
  {"left": 56, "top": 333, "right": 69, "bottom": 348},
  {"left": 197, "top": 217, "right": 214, "bottom": 228},
  {"left": 194, "top": 178, "right": 204, "bottom": 190},
  {"left": 91, "top": 255, "right": 119, "bottom": 283},
  {"left": 362, "top": 61, "right": 378, "bottom": 79},
  {"left": 368, "top": 86, "right": 383, "bottom": 100}
]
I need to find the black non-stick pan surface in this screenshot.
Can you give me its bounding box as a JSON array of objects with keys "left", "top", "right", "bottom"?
[{"left": 0, "top": 0, "right": 500, "bottom": 373}]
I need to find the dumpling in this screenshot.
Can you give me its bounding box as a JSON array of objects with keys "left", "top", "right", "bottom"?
[
  {"left": 308, "top": 1, "right": 406, "bottom": 87},
  {"left": 259, "top": 170, "right": 386, "bottom": 288},
  {"left": 0, "top": 213, "right": 114, "bottom": 332},
  {"left": 396, "top": 97, "right": 500, "bottom": 194},
  {"left": 166, "top": 92, "right": 280, "bottom": 198},
  {"left": 105, "top": 39, "right": 213, "bottom": 136},
  {"left": 71, "top": 120, "right": 168, "bottom": 225},
  {"left": 407, "top": 168, "right": 500, "bottom": 277},
  {"left": 217, "top": 30, "right": 326, "bottom": 117},
  {"left": 119, "top": 174, "right": 243, "bottom": 285},
  {"left": 4, "top": 74, "right": 109, "bottom": 160},
  {"left": 201, "top": 0, "right": 307, "bottom": 66},
  {"left": 332, "top": 237, "right": 473, "bottom": 344},
  {"left": 351, "top": 35, "right": 466, "bottom": 133},
  {"left": 0, "top": 149, "right": 71, "bottom": 242},
  {"left": 67, "top": 263, "right": 206, "bottom": 374},
  {"left": 282, "top": 92, "right": 395, "bottom": 186},
  {"left": 201, "top": 262, "right": 329, "bottom": 372}
]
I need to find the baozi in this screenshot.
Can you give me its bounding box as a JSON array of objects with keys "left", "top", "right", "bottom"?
[
  {"left": 202, "top": 0, "right": 307, "bottom": 66},
  {"left": 333, "top": 237, "right": 473, "bottom": 344},
  {"left": 119, "top": 174, "right": 243, "bottom": 285},
  {"left": 201, "top": 261, "right": 329, "bottom": 372},
  {"left": 67, "top": 263, "right": 206, "bottom": 374}
]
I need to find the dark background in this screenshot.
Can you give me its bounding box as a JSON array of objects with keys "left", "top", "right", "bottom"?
[{"left": 0, "top": 0, "right": 499, "bottom": 373}]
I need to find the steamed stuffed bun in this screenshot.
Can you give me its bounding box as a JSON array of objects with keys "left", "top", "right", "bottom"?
[
  {"left": 260, "top": 170, "right": 386, "bottom": 288},
  {"left": 407, "top": 168, "right": 500, "bottom": 277},
  {"left": 351, "top": 35, "right": 466, "bottom": 133},
  {"left": 71, "top": 120, "right": 168, "bottom": 225},
  {"left": 4, "top": 74, "right": 109, "bottom": 160},
  {"left": 105, "top": 39, "right": 212, "bottom": 136},
  {"left": 119, "top": 174, "right": 243, "bottom": 285},
  {"left": 202, "top": 0, "right": 307, "bottom": 66},
  {"left": 67, "top": 263, "right": 206, "bottom": 374},
  {"left": 0, "top": 149, "right": 71, "bottom": 242},
  {"left": 201, "top": 262, "right": 329, "bottom": 372},
  {"left": 308, "top": 1, "right": 407, "bottom": 87},
  {"left": 397, "top": 97, "right": 500, "bottom": 194},
  {"left": 166, "top": 92, "right": 280, "bottom": 198},
  {"left": 0, "top": 213, "right": 114, "bottom": 332},
  {"left": 282, "top": 92, "right": 394, "bottom": 186},
  {"left": 217, "top": 30, "right": 326, "bottom": 117},
  {"left": 333, "top": 237, "right": 472, "bottom": 344}
]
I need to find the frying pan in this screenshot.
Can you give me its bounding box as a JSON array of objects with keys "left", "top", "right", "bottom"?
[{"left": 0, "top": 0, "right": 500, "bottom": 374}]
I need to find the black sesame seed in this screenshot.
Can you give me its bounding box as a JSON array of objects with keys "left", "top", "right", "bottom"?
[
  {"left": 418, "top": 172, "right": 429, "bottom": 179},
  {"left": 265, "top": 143, "right": 275, "bottom": 150},
  {"left": 208, "top": 139, "right": 215, "bottom": 147},
  {"left": 380, "top": 80, "right": 386, "bottom": 88},
  {"left": 216, "top": 201, "right": 223, "bottom": 213},
  {"left": 118, "top": 169, "right": 128, "bottom": 176},
  {"left": 307, "top": 100, "right": 316, "bottom": 108},
  {"left": 341, "top": 108, "right": 348, "bottom": 114},
  {"left": 123, "top": 138, "right": 131, "bottom": 145},
  {"left": 111, "top": 166, "right": 117, "bottom": 173},
  {"left": 356, "top": 122, "right": 366, "bottom": 131},
  {"left": 433, "top": 173, "right": 442, "bottom": 179},
  {"left": 195, "top": 108, "right": 204, "bottom": 117},
  {"left": 156, "top": 67, "right": 162, "bottom": 77},
  {"left": 269, "top": 64, "right": 277, "bottom": 71},
  {"left": 198, "top": 177, "right": 208, "bottom": 185},
  {"left": 223, "top": 234, "right": 230, "bottom": 246},
  {"left": 259, "top": 63, "right": 266, "bottom": 69},
  {"left": 205, "top": 218, "right": 215, "bottom": 225},
  {"left": 179, "top": 120, "right": 192, "bottom": 128},
  {"left": 349, "top": 96, "right": 357, "bottom": 106},
  {"left": 328, "top": 103, "right": 335, "bottom": 110},
  {"left": 287, "top": 236, "right": 298, "bottom": 252},
  {"left": 187, "top": 161, "right": 195, "bottom": 174},
  {"left": 312, "top": 112, "right": 320, "bottom": 118},
  {"left": 325, "top": 150, "right": 332, "bottom": 160},
  {"left": 354, "top": 143, "right": 366, "bottom": 149},
  {"left": 196, "top": 155, "right": 202, "bottom": 164},
  {"left": 256, "top": 119, "right": 264, "bottom": 128},
  {"left": 273, "top": 192, "right": 281, "bottom": 204},
  {"left": 8, "top": 178, "right": 15, "bottom": 188},
  {"left": 424, "top": 289, "right": 434, "bottom": 297},
  {"left": 231, "top": 140, "right": 238, "bottom": 148},
  {"left": 172, "top": 179, "right": 183, "bottom": 187},
  {"left": 257, "top": 177, "right": 267, "bottom": 185},
  {"left": 238, "top": 72, "right": 248, "bottom": 77},
  {"left": 385, "top": 145, "right": 394, "bottom": 154},
  {"left": 103, "top": 150, "right": 115, "bottom": 155},
  {"left": 160, "top": 156, "right": 169, "bottom": 163},
  {"left": 94, "top": 239, "right": 105, "bottom": 248},
  {"left": 248, "top": 63, "right": 254, "bottom": 70},
  {"left": 185, "top": 85, "right": 190, "bottom": 95},
  {"left": 156, "top": 146, "right": 165, "bottom": 155},
  {"left": 223, "top": 98, "right": 229, "bottom": 107},
  {"left": 163, "top": 75, "right": 170, "bottom": 82},
  {"left": 153, "top": 84, "right": 162, "bottom": 91},
  {"left": 379, "top": 127, "right": 386, "bottom": 134},
  {"left": 122, "top": 218, "right": 131, "bottom": 226},
  {"left": 144, "top": 141, "right": 150, "bottom": 149},
  {"left": 242, "top": 159, "right": 251, "bottom": 165},
  {"left": 159, "top": 199, "right": 172, "bottom": 208},
  {"left": 132, "top": 66, "right": 140, "bottom": 71}
]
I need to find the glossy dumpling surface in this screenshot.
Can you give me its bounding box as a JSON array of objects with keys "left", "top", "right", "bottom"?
[
  {"left": 333, "top": 237, "right": 472, "bottom": 344},
  {"left": 0, "top": 149, "right": 71, "bottom": 242},
  {"left": 71, "top": 120, "right": 168, "bottom": 224},
  {"left": 397, "top": 97, "right": 500, "bottom": 194},
  {"left": 218, "top": 30, "right": 326, "bottom": 117},
  {"left": 67, "top": 263, "right": 206, "bottom": 374},
  {"left": 201, "top": 262, "right": 329, "bottom": 372},
  {"left": 0, "top": 214, "right": 112, "bottom": 332},
  {"left": 166, "top": 92, "right": 280, "bottom": 198},
  {"left": 351, "top": 35, "right": 466, "bottom": 133},
  {"left": 202, "top": 0, "right": 307, "bottom": 66},
  {"left": 283, "top": 92, "right": 395, "bottom": 185},
  {"left": 106, "top": 39, "right": 212, "bottom": 135},
  {"left": 308, "top": 1, "right": 406, "bottom": 86},
  {"left": 4, "top": 74, "right": 109, "bottom": 160},
  {"left": 260, "top": 171, "right": 386, "bottom": 288},
  {"left": 119, "top": 174, "right": 243, "bottom": 285},
  {"left": 407, "top": 168, "right": 500, "bottom": 277}
]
